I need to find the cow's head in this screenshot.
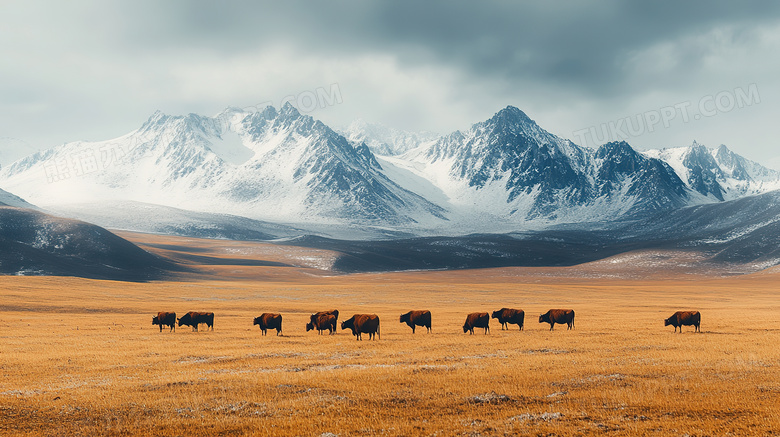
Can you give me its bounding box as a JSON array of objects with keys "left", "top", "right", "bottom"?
[
  {"left": 152, "top": 316, "right": 159, "bottom": 325},
  {"left": 399, "top": 312, "right": 410, "bottom": 323},
  {"left": 253, "top": 317, "right": 261, "bottom": 326},
  {"left": 491, "top": 311, "right": 500, "bottom": 319},
  {"left": 664, "top": 317, "right": 672, "bottom": 326},
  {"left": 305, "top": 322, "right": 313, "bottom": 332},
  {"left": 340, "top": 318, "right": 354, "bottom": 331},
  {"left": 463, "top": 323, "right": 470, "bottom": 333},
  {"left": 538, "top": 313, "right": 549, "bottom": 324}
]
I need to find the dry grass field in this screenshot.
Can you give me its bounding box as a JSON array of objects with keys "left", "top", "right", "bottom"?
[{"left": 2, "top": 233, "right": 780, "bottom": 436}]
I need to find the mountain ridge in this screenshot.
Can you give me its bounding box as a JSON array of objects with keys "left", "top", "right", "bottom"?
[
  {"left": 0, "top": 205, "right": 179, "bottom": 280},
  {"left": 1, "top": 105, "right": 778, "bottom": 236}
]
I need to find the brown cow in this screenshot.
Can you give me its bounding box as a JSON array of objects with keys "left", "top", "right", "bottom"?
[
  {"left": 538, "top": 309, "right": 575, "bottom": 331},
  {"left": 253, "top": 313, "right": 283, "bottom": 336},
  {"left": 177, "top": 311, "right": 214, "bottom": 331},
  {"left": 491, "top": 308, "right": 524, "bottom": 331},
  {"left": 463, "top": 312, "right": 490, "bottom": 335},
  {"left": 665, "top": 311, "right": 701, "bottom": 333},
  {"left": 152, "top": 312, "right": 176, "bottom": 332},
  {"left": 306, "top": 313, "right": 336, "bottom": 335},
  {"left": 341, "top": 314, "right": 380, "bottom": 340},
  {"left": 309, "top": 310, "right": 339, "bottom": 334},
  {"left": 400, "top": 310, "right": 432, "bottom": 333}
]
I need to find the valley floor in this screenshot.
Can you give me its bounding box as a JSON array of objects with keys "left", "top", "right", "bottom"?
[{"left": 1, "top": 233, "right": 779, "bottom": 436}]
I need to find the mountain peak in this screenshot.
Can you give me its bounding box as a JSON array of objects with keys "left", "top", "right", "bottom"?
[
  {"left": 280, "top": 101, "right": 301, "bottom": 118},
  {"left": 490, "top": 105, "right": 534, "bottom": 125},
  {"left": 596, "top": 140, "right": 637, "bottom": 157},
  {"left": 498, "top": 105, "right": 526, "bottom": 116},
  {"left": 143, "top": 110, "right": 169, "bottom": 127},
  {"left": 689, "top": 140, "right": 707, "bottom": 151}
]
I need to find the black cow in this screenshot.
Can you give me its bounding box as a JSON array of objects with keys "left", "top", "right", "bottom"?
[
  {"left": 463, "top": 312, "right": 490, "bottom": 335},
  {"left": 399, "top": 310, "right": 432, "bottom": 333},
  {"left": 665, "top": 311, "right": 701, "bottom": 333},
  {"left": 253, "top": 313, "right": 283, "bottom": 336},
  {"left": 538, "top": 309, "right": 575, "bottom": 331},
  {"left": 491, "top": 308, "right": 524, "bottom": 331},
  {"left": 152, "top": 311, "right": 176, "bottom": 332},
  {"left": 177, "top": 311, "right": 214, "bottom": 332},
  {"left": 341, "top": 314, "right": 380, "bottom": 340},
  {"left": 306, "top": 313, "right": 337, "bottom": 335},
  {"left": 309, "top": 310, "right": 339, "bottom": 334}
]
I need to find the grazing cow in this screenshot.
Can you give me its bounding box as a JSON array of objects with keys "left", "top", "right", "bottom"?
[
  {"left": 463, "top": 312, "right": 490, "bottom": 335},
  {"left": 491, "top": 308, "right": 524, "bottom": 331},
  {"left": 399, "top": 310, "right": 432, "bottom": 333},
  {"left": 253, "top": 313, "right": 283, "bottom": 336},
  {"left": 308, "top": 310, "right": 339, "bottom": 334},
  {"left": 177, "top": 311, "right": 214, "bottom": 332},
  {"left": 152, "top": 312, "right": 176, "bottom": 332},
  {"left": 539, "top": 309, "right": 575, "bottom": 331},
  {"left": 306, "top": 313, "right": 337, "bottom": 335},
  {"left": 665, "top": 311, "right": 701, "bottom": 333},
  {"left": 341, "top": 314, "right": 380, "bottom": 340}
]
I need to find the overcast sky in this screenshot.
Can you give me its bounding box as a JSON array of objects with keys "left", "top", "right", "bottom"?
[{"left": 2, "top": 1, "right": 780, "bottom": 168}]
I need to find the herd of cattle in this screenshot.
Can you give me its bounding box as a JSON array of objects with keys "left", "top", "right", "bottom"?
[{"left": 153, "top": 309, "right": 702, "bottom": 339}]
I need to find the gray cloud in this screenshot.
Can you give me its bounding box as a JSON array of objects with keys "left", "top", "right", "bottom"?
[
  {"left": 97, "top": 1, "right": 780, "bottom": 96},
  {"left": 2, "top": 0, "right": 780, "bottom": 166}
]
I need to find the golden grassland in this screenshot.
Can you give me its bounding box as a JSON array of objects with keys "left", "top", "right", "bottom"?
[{"left": 1, "top": 236, "right": 780, "bottom": 436}]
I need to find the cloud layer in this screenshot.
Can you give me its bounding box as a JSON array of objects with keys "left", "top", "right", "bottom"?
[{"left": 2, "top": 0, "right": 780, "bottom": 167}]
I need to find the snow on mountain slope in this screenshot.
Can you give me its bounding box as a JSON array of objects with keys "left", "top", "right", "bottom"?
[
  {"left": 1, "top": 112, "right": 229, "bottom": 208},
  {"left": 396, "top": 106, "right": 689, "bottom": 226},
  {"left": 0, "top": 104, "right": 448, "bottom": 229},
  {"left": 643, "top": 141, "right": 780, "bottom": 201},
  {"left": 47, "top": 201, "right": 302, "bottom": 241},
  {"left": 0, "top": 187, "right": 35, "bottom": 209},
  {"left": 1, "top": 104, "right": 774, "bottom": 237},
  {"left": 340, "top": 119, "right": 439, "bottom": 156},
  {"left": 48, "top": 200, "right": 419, "bottom": 241}
]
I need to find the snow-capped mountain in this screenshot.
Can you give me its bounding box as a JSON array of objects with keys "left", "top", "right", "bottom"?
[
  {"left": 0, "top": 104, "right": 446, "bottom": 228},
  {"left": 1, "top": 104, "right": 777, "bottom": 237},
  {"left": 340, "top": 119, "right": 439, "bottom": 156},
  {"left": 643, "top": 141, "right": 780, "bottom": 201},
  {"left": 388, "top": 106, "right": 688, "bottom": 226}
]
